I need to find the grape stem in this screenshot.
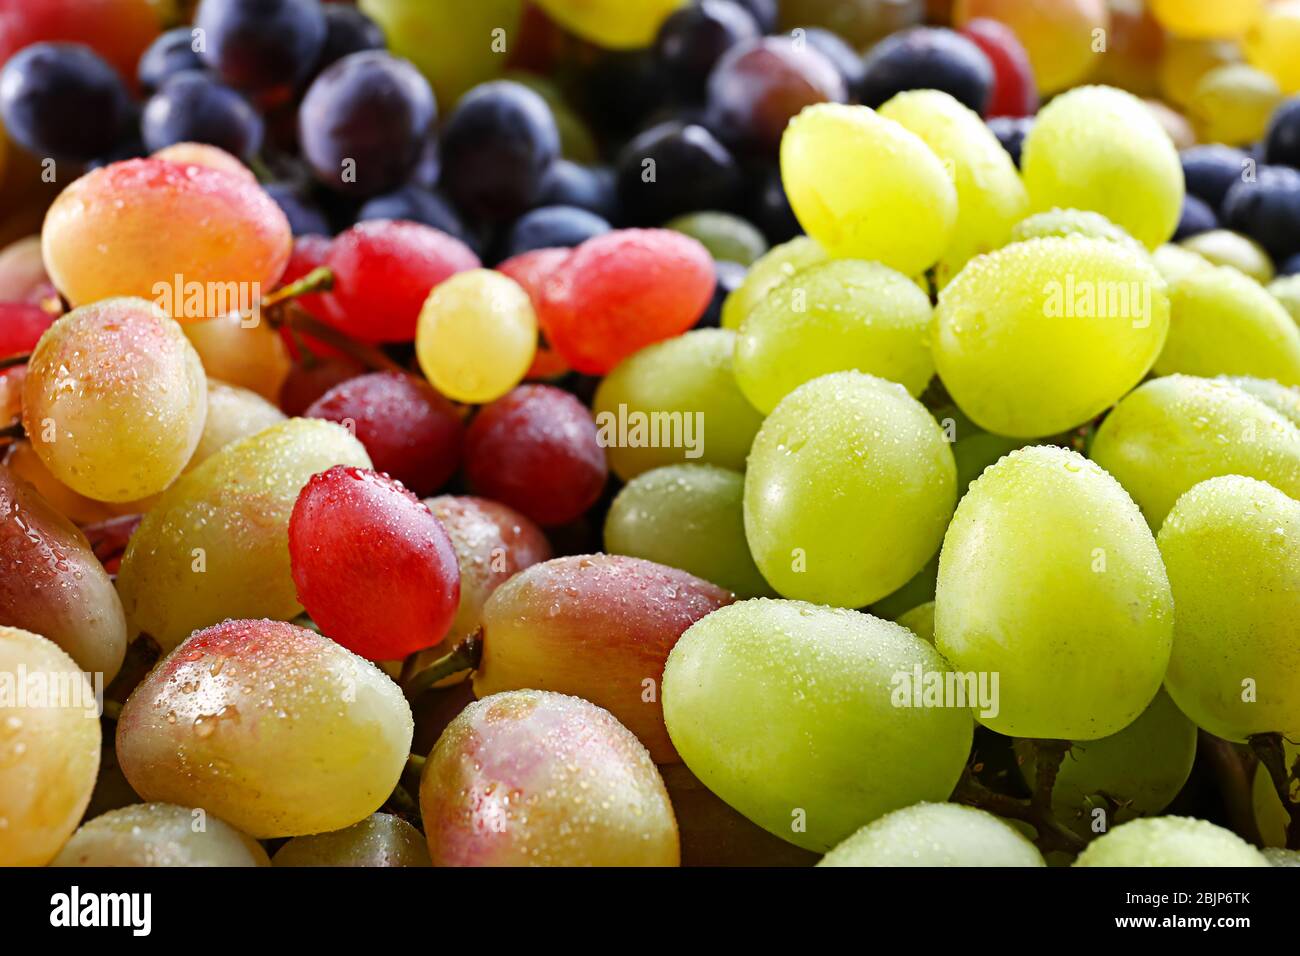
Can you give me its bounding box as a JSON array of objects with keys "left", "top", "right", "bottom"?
[
  {"left": 0, "top": 421, "right": 23, "bottom": 442},
  {"left": 272, "top": 301, "right": 411, "bottom": 377},
  {"left": 953, "top": 740, "right": 1086, "bottom": 855},
  {"left": 1248, "top": 732, "right": 1300, "bottom": 849},
  {"left": 401, "top": 632, "right": 483, "bottom": 702},
  {"left": 0, "top": 354, "right": 27, "bottom": 370}
]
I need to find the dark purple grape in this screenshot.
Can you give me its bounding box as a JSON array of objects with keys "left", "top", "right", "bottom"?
[
  {"left": 0, "top": 43, "right": 132, "bottom": 162},
  {"left": 195, "top": 0, "right": 327, "bottom": 92},
  {"left": 264, "top": 182, "right": 332, "bottom": 236},
  {"left": 698, "top": 259, "right": 747, "bottom": 328},
  {"left": 141, "top": 73, "right": 264, "bottom": 161},
  {"left": 987, "top": 115, "right": 1032, "bottom": 167},
  {"left": 1181, "top": 144, "right": 1251, "bottom": 210},
  {"left": 655, "top": 1, "right": 760, "bottom": 102},
  {"left": 356, "top": 185, "right": 475, "bottom": 249},
  {"left": 1265, "top": 97, "right": 1300, "bottom": 170},
  {"left": 1222, "top": 164, "right": 1300, "bottom": 261},
  {"left": 571, "top": 50, "right": 664, "bottom": 140},
  {"left": 501, "top": 205, "right": 611, "bottom": 260},
  {"left": 137, "top": 27, "right": 205, "bottom": 93},
  {"left": 800, "top": 27, "right": 865, "bottom": 93},
  {"left": 315, "top": 4, "right": 387, "bottom": 73},
  {"left": 1279, "top": 252, "right": 1300, "bottom": 276},
  {"left": 616, "top": 121, "right": 743, "bottom": 223},
  {"left": 1172, "top": 194, "right": 1218, "bottom": 241},
  {"left": 732, "top": 0, "right": 778, "bottom": 32},
  {"left": 747, "top": 163, "right": 801, "bottom": 243},
  {"left": 440, "top": 80, "right": 560, "bottom": 221},
  {"left": 858, "top": 27, "right": 994, "bottom": 115},
  {"left": 298, "top": 51, "right": 437, "bottom": 197},
  {"left": 536, "top": 159, "right": 620, "bottom": 221}
]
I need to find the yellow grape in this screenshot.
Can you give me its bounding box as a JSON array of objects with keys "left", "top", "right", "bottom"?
[
  {"left": 1152, "top": 243, "right": 1214, "bottom": 283},
  {"left": 22, "top": 298, "right": 207, "bottom": 502},
  {"left": 1158, "top": 35, "right": 1241, "bottom": 107},
  {"left": 0, "top": 626, "right": 100, "bottom": 867},
  {"left": 1180, "top": 230, "right": 1275, "bottom": 284},
  {"left": 895, "top": 601, "right": 935, "bottom": 645},
  {"left": 719, "top": 235, "right": 827, "bottom": 331},
  {"left": 3, "top": 440, "right": 119, "bottom": 525},
  {"left": 272, "top": 813, "right": 431, "bottom": 867},
  {"left": 152, "top": 143, "right": 257, "bottom": 181},
  {"left": 1245, "top": 0, "right": 1300, "bottom": 94},
  {"left": 1187, "top": 64, "right": 1282, "bottom": 147},
  {"left": 1008, "top": 208, "right": 1145, "bottom": 253},
  {"left": 416, "top": 269, "right": 536, "bottom": 404},
  {"left": 953, "top": 0, "right": 1108, "bottom": 94},
  {"left": 185, "top": 380, "right": 286, "bottom": 472},
  {"left": 1268, "top": 274, "right": 1300, "bottom": 323},
  {"left": 53, "top": 804, "right": 270, "bottom": 867},
  {"left": 1074, "top": 816, "right": 1269, "bottom": 866},
  {"left": 1219, "top": 375, "right": 1300, "bottom": 427},
  {"left": 780, "top": 103, "right": 957, "bottom": 276},
  {"left": 183, "top": 311, "right": 291, "bottom": 403},
  {"left": 532, "top": 0, "right": 687, "bottom": 49},
  {"left": 818, "top": 803, "right": 1045, "bottom": 867},
  {"left": 115, "top": 418, "right": 371, "bottom": 650},
  {"left": 1151, "top": 0, "right": 1263, "bottom": 38}
]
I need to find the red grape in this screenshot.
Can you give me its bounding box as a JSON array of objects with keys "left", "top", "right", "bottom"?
[
  {"left": 289, "top": 466, "right": 460, "bottom": 661},
  {"left": 319, "top": 220, "right": 480, "bottom": 343},
  {"left": 305, "top": 371, "right": 465, "bottom": 497},
  {"left": 0, "top": 0, "right": 160, "bottom": 88},
  {"left": 0, "top": 303, "right": 55, "bottom": 358},
  {"left": 960, "top": 18, "right": 1038, "bottom": 118},
  {"left": 540, "top": 229, "right": 715, "bottom": 375},
  {"left": 278, "top": 355, "right": 366, "bottom": 417},
  {"left": 495, "top": 246, "right": 571, "bottom": 379},
  {"left": 464, "top": 384, "right": 607, "bottom": 526},
  {"left": 277, "top": 234, "right": 335, "bottom": 353},
  {"left": 0, "top": 236, "right": 54, "bottom": 304}
]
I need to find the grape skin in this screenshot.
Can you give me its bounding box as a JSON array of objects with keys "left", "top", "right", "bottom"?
[
  {"left": 818, "top": 803, "right": 1045, "bottom": 867},
  {"left": 185, "top": 381, "right": 285, "bottom": 473},
  {"left": 1074, "top": 816, "right": 1270, "bottom": 867},
  {"left": 272, "top": 813, "right": 430, "bottom": 867},
  {"left": 719, "top": 235, "right": 827, "bottom": 331},
  {"left": 53, "top": 803, "right": 270, "bottom": 867}
]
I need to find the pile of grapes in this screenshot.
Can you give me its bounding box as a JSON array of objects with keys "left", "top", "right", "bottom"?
[{"left": 0, "top": 0, "right": 1298, "bottom": 870}]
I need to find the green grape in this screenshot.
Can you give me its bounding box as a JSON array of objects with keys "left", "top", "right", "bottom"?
[
  {"left": 1219, "top": 376, "right": 1300, "bottom": 427},
  {"left": 604, "top": 464, "right": 774, "bottom": 598},
  {"left": 1251, "top": 738, "right": 1297, "bottom": 847},
  {"left": 1264, "top": 848, "right": 1300, "bottom": 866},
  {"left": 870, "top": 552, "right": 939, "bottom": 620},
  {"left": 665, "top": 211, "right": 768, "bottom": 266},
  {"left": 117, "top": 619, "right": 413, "bottom": 838},
  {"left": 1152, "top": 242, "right": 1214, "bottom": 283},
  {"left": 1089, "top": 375, "right": 1300, "bottom": 527},
  {"left": 780, "top": 103, "right": 957, "bottom": 275},
  {"left": 1268, "top": 273, "right": 1300, "bottom": 324},
  {"left": 52, "top": 804, "right": 270, "bottom": 867},
  {"left": 744, "top": 372, "right": 956, "bottom": 607},
  {"left": 720, "top": 236, "right": 827, "bottom": 331},
  {"left": 935, "top": 445, "right": 1174, "bottom": 740},
  {"left": 779, "top": 0, "right": 924, "bottom": 49},
  {"left": 1156, "top": 266, "right": 1300, "bottom": 383},
  {"left": 0, "top": 626, "right": 100, "bottom": 867},
  {"left": 1158, "top": 476, "right": 1300, "bottom": 741},
  {"left": 1014, "top": 691, "right": 1197, "bottom": 838},
  {"left": 185, "top": 380, "right": 285, "bottom": 472},
  {"left": 932, "top": 404, "right": 1027, "bottom": 496},
  {"left": 1009, "top": 208, "right": 1146, "bottom": 253},
  {"left": 662, "top": 600, "right": 973, "bottom": 853},
  {"left": 1022, "top": 85, "right": 1184, "bottom": 249},
  {"left": 817, "top": 803, "right": 1045, "bottom": 867},
  {"left": 359, "top": 0, "right": 524, "bottom": 104},
  {"left": 735, "top": 259, "right": 934, "bottom": 413},
  {"left": 115, "top": 418, "right": 372, "bottom": 650},
  {"left": 895, "top": 601, "right": 935, "bottom": 644},
  {"left": 1180, "top": 229, "right": 1275, "bottom": 283},
  {"left": 272, "top": 814, "right": 431, "bottom": 867},
  {"left": 1074, "top": 816, "right": 1270, "bottom": 867},
  {"left": 933, "top": 237, "right": 1171, "bottom": 437},
  {"left": 533, "top": 0, "right": 686, "bottom": 48},
  {"left": 22, "top": 297, "right": 207, "bottom": 502},
  {"left": 877, "top": 90, "right": 1028, "bottom": 288},
  {"left": 1187, "top": 64, "right": 1281, "bottom": 147},
  {"left": 592, "top": 328, "right": 763, "bottom": 481}
]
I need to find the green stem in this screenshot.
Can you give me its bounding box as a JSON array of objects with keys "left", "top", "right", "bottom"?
[{"left": 402, "top": 632, "right": 483, "bottom": 703}]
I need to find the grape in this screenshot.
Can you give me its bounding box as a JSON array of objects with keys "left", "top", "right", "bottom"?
[
  {"left": 1221, "top": 165, "right": 1300, "bottom": 264},
  {"left": 42, "top": 159, "right": 292, "bottom": 313},
  {"left": 462, "top": 385, "right": 605, "bottom": 526},
  {"left": 1245, "top": 1, "right": 1300, "bottom": 94},
  {"left": 0, "top": 466, "right": 127, "bottom": 680},
  {"left": 264, "top": 183, "right": 331, "bottom": 239},
  {"left": 1187, "top": 64, "right": 1281, "bottom": 147},
  {"left": 272, "top": 813, "right": 431, "bottom": 867},
  {"left": 117, "top": 619, "right": 413, "bottom": 838},
  {"left": 1151, "top": 0, "right": 1263, "bottom": 38},
  {"left": 1161, "top": 36, "right": 1241, "bottom": 108},
  {"left": 1074, "top": 816, "right": 1269, "bottom": 867},
  {"left": 1008, "top": 208, "right": 1144, "bottom": 252},
  {"left": 536, "top": 159, "right": 619, "bottom": 220},
  {"left": 423, "top": 495, "right": 552, "bottom": 650},
  {"left": 735, "top": 259, "right": 934, "bottom": 413},
  {"left": 932, "top": 237, "right": 1170, "bottom": 437},
  {"left": 322, "top": 220, "right": 480, "bottom": 343},
  {"left": 151, "top": 142, "right": 256, "bottom": 182},
  {"left": 540, "top": 230, "right": 715, "bottom": 375},
  {"left": 1021, "top": 85, "right": 1183, "bottom": 250},
  {"left": 183, "top": 309, "right": 291, "bottom": 404},
  {"left": 276, "top": 234, "right": 334, "bottom": 326},
  {"left": 356, "top": 186, "right": 471, "bottom": 247},
  {"left": 115, "top": 418, "right": 371, "bottom": 651},
  {"left": 877, "top": 89, "right": 1028, "bottom": 286},
  {"left": 1157, "top": 266, "right": 1300, "bottom": 384},
  {"left": 704, "top": 37, "right": 847, "bottom": 156},
  {"left": 305, "top": 371, "right": 464, "bottom": 498},
  {"left": 818, "top": 803, "right": 1045, "bottom": 867},
  {"left": 1181, "top": 143, "right": 1251, "bottom": 209},
  {"left": 315, "top": 4, "right": 387, "bottom": 73},
  {"left": 22, "top": 298, "right": 208, "bottom": 502},
  {"left": 952, "top": 0, "right": 1107, "bottom": 95},
  {"left": 416, "top": 270, "right": 537, "bottom": 404},
  {"left": 420, "top": 690, "right": 680, "bottom": 866},
  {"left": 780, "top": 103, "right": 957, "bottom": 276},
  {"left": 194, "top": 0, "right": 326, "bottom": 92},
  {"left": 1251, "top": 738, "right": 1297, "bottom": 847},
  {"left": 137, "top": 26, "right": 203, "bottom": 93},
  {"left": 0, "top": 0, "right": 160, "bottom": 87},
  {"left": 592, "top": 328, "right": 763, "bottom": 480},
  {"left": 502, "top": 205, "right": 611, "bottom": 259},
  {"left": 1158, "top": 476, "right": 1300, "bottom": 742},
  {"left": 778, "top": 0, "right": 922, "bottom": 49},
  {"left": 0, "top": 625, "right": 100, "bottom": 867},
  {"left": 859, "top": 28, "right": 994, "bottom": 115},
  {"left": 0, "top": 43, "right": 132, "bottom": 162},
  {"left": 0, "top": 235, "right": 53, "bottom": 304},
  {"left": 298, "top": 52, "right": 437, "bottom": 198},
  {"left": 1265, "top": 848, "right": 1300, "bottom": 866},
  {"left": 1089, "top": 375, "right": 1300, "bottom": 527},
  {"left": 663, "top": 599, "right": 972, "bottom": 852},
  {"left": 141, "top": 73, "right": 265, "bottom": 162},
  {"left": 895, "top": 601, "right": 935, "bottom": 644},
  {"left": 53, "top": 803, "right": 270, "bottom": 867},
  {"left": 1179, "top": 230, "right": 1273, "bottom": 284},
  {"left": 1220, "top": 375, "right": 1300, "bottom": 427},
  {"left": 666, "top": 211, "right": 767, "bottom": 267},
  {"left": 494, "top": 248, "right": 570, "bottom": 379},
  {"left": 653, "top": 0, "right": 761, "bottom": 102},
  {"left": 1014, "top": 691, "right": 1197, "bottom": 838},
  {"left": 746, "top": 372, "right": 954, "bottom": 607},
  {"left": 0, "top": 303, "right": 55, "bottom": 359},
  {"left": 931, "top": 403, "right": 1026, "bottom": 498},
  {"left": 614, "top": 121, "right": 742, "bottom": 225},
  {"left": 700, "top": 260, "right": 747, "bottom": 329},
  {"left": 936, "top": 446, "right": 1174, "bottom": 740},
  {"left": 533, "top": 0, "right": 687, "bottom": 50},
  {"left": 1265, "top": 97, "right": 1300, "bottom": 169},
  {"left": 719, "top": 236, "right": 827, "bottom": 331},
  {"left": 800, "top": 27, "right": 865, "bottom": 93},
  {"left": 961, "top": 18, "right": 1037, "bottom": 117},
  {"left": 1152, "top": 242, "right": 1213, "bottom": 284},
  {"left": 278, "top": 356, "right": 364, "bottom": 418},
  {"left": 605, "top": 464, "right": 773, "bottom": 599},
  {"left": 186, "top": 381, "right": 285, "bottom": 472},
  {"left": 2, "top": 441, "right": 117, "bottom": 525}
]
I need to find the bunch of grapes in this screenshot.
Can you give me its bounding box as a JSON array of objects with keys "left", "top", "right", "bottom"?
[{"left": 0, "top": 0, "right": 1298, "bottom": 880}]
